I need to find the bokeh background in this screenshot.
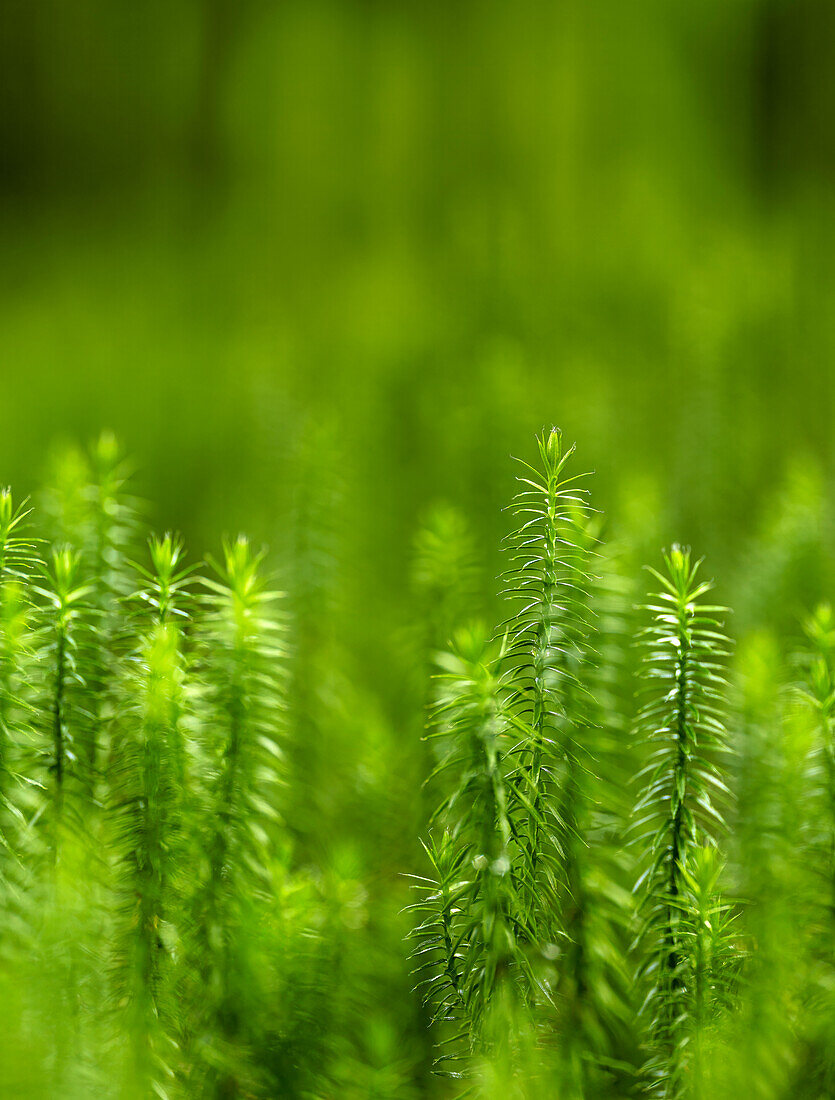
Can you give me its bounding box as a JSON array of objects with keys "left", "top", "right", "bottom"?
[{"left": 2, "top": 0, "right": 835, "bottom": 1092}]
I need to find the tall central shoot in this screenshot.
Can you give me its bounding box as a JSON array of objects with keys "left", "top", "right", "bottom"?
[
  {"left": 503, "top": 427, "right": 592, "bottom": 943},
  {"left": 190, "top": 535, "right": 288, "bottom": 1094},
  {"left": 634, "top": 547, "right": 730, "bottom": 1096},
  {"left": 413, "top": 429, "right": 616, "bottom": 1088},
  {"left": 112, "top": 535, "right": 194, "bottom": 1095},
  {"left": 35, "top": 548, "right": 91, "bottom": 841}
]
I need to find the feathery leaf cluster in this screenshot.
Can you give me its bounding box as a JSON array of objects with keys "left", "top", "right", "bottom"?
[
  {"left": 8, "top": 426, "right": 835, "bottom": 1098},
  {"left": 0, "top": 435, "right": 324, "bottom": 1098},
  {"left": 411, "top": 432, "right": 743, "bottom": 1099},
  {"left": 633, "top": 547, "right": 732, "bottom": 1095}
]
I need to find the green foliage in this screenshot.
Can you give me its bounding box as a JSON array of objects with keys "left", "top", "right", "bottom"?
[
  {"left": 415, "top": 625, "right": 527, "bottom": 1069},
  {"left": 0, "top": 441, "right": 332, "bottom": 1098},
  {"left": 414, "top": 432, "right": 635, "bottom": 1096},
  {"left": 411, "top": 432, "right": 825, "bottom": 1100},
  {"left": 633, "top": 547, "right": 733, "bottom": 1095},
  {"left": 186, "top": 535, "right": 289, "bottom": 1093},
  {"left": 501, "top": 428, "right": 594, "bottom": 942},
  {"left": 110, "top": 535, "right": 194, "bottom": 1096},
  {"left": 9, "top": 427, "right": 835, "bottom": 1098},
  {"left": 0, "top": 490, "right": 39, "bottom": 858},
  {"left": 34, "top": 546, "right": 94, "bottom": 831},
  {"left": 8, "top": 3, "right": 835, "bottom": 1092}
]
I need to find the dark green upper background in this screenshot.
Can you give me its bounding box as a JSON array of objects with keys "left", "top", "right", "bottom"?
[{"left": 2, "top": 0, "right": 834, "bottom": 652}]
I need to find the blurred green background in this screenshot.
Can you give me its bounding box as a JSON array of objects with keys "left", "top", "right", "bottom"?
[{"left": 2, "top": 0, "right": 835, "bottom": 1090}]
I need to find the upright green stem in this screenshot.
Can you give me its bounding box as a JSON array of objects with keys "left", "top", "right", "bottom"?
[
  {"left": 52, "top": 626, "right": 66, "bottom": 815},
  {"left": 527, "top": 467, "right": 560, "bottom": 883},
  {"left": 664, "top": 610, "right": 691, "bottom": 1031},
  {"left": 635, "top": 546, "right": 730, "bottom": 1096}
]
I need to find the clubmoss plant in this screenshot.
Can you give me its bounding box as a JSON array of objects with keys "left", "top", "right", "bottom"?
[
  {"left": 416, "top": 625, "right": 529, "bottom": 1069},
  {"left": 187, "top": 535, "right": 289, "bottom": 1094},
  {"left": 111, "top": 535, "right": 195, "bottom": 1096},
  {"left": 12, "top": 426, "right": 835, "bottom": 1097},
  {"left": 413, "top": 432, "right": 636, "bottom": 1095},
  {"left": 34, "top": 547, "right": 93, "bottom": 839},
  {"left": 633, "top": 547, "right": 732, "bottom": 1097},
  {"left": 500, "top": 428, "right": 594, "bottom": 945}
]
